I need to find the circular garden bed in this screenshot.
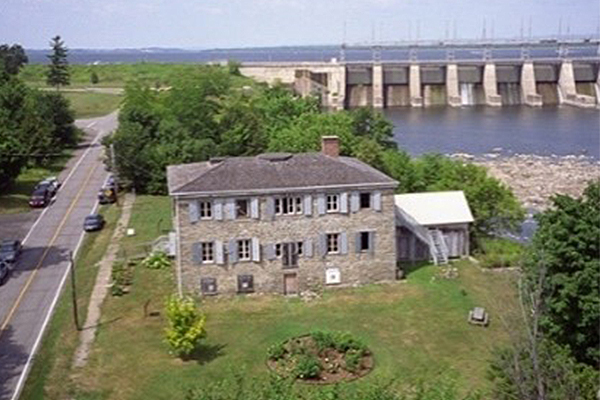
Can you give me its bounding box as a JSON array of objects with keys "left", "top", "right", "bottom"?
[{"left": 266, "top": 330, "right": 374, "bottom": 384}]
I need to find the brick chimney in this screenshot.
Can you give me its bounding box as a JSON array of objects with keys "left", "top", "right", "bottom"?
[{"left": 321, "top": 136, "right": 340, "bottom": 157}]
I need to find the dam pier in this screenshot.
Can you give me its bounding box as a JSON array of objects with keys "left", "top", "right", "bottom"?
[{"left": 239, "top": 39, "right": 600, "bottom": 109}]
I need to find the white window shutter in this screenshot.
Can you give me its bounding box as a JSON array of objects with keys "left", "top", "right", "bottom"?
[
  {"left": 340, "top": 192, "right": 349, "bottom": 214},
  {"left": 317, "top": 194, "right": 326, "bottom": 215},
  {"left": 251, "top": 238, "right": 260, "bottom": 262},
  {"left": 373, "top": 191, "right": 382, "bottom": 212},
  {"left": 350, "top": 192, "right": 360, "bottom": 213},
  {"left": 340, "top": 232, "right": 348, "bottom": 254},
  {"left": 304, "top": 195, "right": 312, "bottom": 216},
  {"left": 355, "top": 232, "right": 362, "bottom": 253},
  {"left": 265, "top": 197, "right": 275, "bottom": 220},
  {"left": 250, "top": 198, "right": 260, "bottom": 219},
  {"left": 192, "top": 242, "right": 202, "bottom": 264},
  {"left": 226, "top": 198, "right": 236, "bottom": 219},
  {"left": 215, "top": 240, "right": 224, "bottom": 264},
  {"left": 228, "top": 240, "right": 238, "bottom": 263},
  {"left": 189, "top": 201, "right": 199, "bottom": 223},
  {"left": 304, "top": 238, "right": 313, "bottom": 257},
  {"left": 369, "top": 231, "right": 376, "bottom": 254},
  {"left": 319, "top": 234, "right": 327, "bottom": 257},
  {"left": 214, "top": 200, "right": 223, "bottom": 220},
  {"left": 264, "top": 243, "right": 276, "bottom": 260}
]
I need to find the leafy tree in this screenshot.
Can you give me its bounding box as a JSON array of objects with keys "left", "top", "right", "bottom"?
[
  {"left": 227, "top": 59, "right": 242, "bottom": 76},
  {"left": 0, "top": 44, "right": 28, "bottom": 75},
  {"left": 46, "top": 35, "right": 70, "bottom": 89},
  {"left": 525, "top": 181, "right": 600, "bottom": 366},
  {"left": 164, "top": 295, "right": 207, "bottom": 358},
  {"left": 90, "top": 70, "right": 99, "bottom": 85}
]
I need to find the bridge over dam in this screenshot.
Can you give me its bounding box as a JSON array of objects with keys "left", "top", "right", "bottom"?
[{"left": 239, "top": 40, "right": 600, "bottom": 109}]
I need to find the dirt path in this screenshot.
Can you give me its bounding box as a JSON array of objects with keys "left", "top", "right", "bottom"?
[{"left": 72, "top": 193, "right": 135, "bottom": 368}]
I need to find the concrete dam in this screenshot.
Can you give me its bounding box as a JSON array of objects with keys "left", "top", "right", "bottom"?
[{"left": 239, "top": 40, "right": 600, "bottom": 109}]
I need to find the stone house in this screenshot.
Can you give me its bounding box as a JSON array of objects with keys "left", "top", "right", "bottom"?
[{"left": 166, "top": 136, "right": 399, "bottom": 296}]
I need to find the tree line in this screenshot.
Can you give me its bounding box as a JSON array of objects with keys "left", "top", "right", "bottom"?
[{"left": 0, "top": 36, "right": 76, "bottom": 190}]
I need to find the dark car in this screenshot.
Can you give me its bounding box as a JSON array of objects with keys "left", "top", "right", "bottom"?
[
  {"left": 0, "top": 261, "right": 9, "bottom": 285},
  {"left": 35, "top": 177, "right": 60, "bottom": 196},
  {"left": 29, "top": 187, "right": 52, "bottom": 207},
  {"left": 98, "top": 187, "right": 116, "bottom": 204},
  {"left": 0, "top": 240, "right": 22, "bottom": 265},
  {"left": 83, "top": 214, "right": 105, "bottom": 232}
]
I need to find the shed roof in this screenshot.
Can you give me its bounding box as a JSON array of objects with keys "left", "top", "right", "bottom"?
[
  {"left": 394, "top": 191, "right": 474, "bottom": 226},
  {"left": 167, "top": 153, "right": 398, "bottom": 195}
]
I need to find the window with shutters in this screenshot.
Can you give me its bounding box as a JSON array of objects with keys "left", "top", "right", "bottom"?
[
  {"left": 326, "top": 194, "right": 339, "bottom": 212},
  {"left": 201, "top": 242, "right": 214, "bottom": 263},
  {"left": 360, "top": 193, "right": 371, "bottom": 209},
  {"left": 282, "top": 242, "right": 299, "bottom": 268},
  {"left": 275, "top": 196, "right": 303, "bottom": 215},
  {"left": 237, "top": 239, "right": 251, "bottom": 261},
  {"left": 201, "top": 278, "right": 217, "bottom": 294},
  {"left": 236, "top": 199, "right": 249, "bottom": 218},
  {"left": 327, "top": 233, "right": 340, "bottom": 254},
  {"left": 359, "top": 231, "right": 371, "bottom": 252},
  {"left": 237, "top": 274, "right": 254, "bottom": 293},
  {"left": 199, "top": 201, "right": 212, "bottom": 218}
]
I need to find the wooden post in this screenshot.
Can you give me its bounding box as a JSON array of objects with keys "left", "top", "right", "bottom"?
[{"left": 70, "top": 251, "right": 80, "bottom": 331}]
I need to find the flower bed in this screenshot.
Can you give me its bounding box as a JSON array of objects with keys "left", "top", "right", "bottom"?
[{"left": 266, "top": 330, "right": 373, "bottom": 384}]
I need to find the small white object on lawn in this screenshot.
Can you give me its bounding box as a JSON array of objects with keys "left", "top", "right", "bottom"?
[{"left": 126, "top": 228, "right": 135, "bottom": 236}]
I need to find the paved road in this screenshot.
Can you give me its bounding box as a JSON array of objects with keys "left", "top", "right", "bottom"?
[{"left": 0, "top": 112, "right": 118, "bottom": 400}]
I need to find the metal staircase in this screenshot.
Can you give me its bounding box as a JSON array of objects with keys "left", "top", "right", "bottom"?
[
  {"left": 428, "top": 229, "right": 449, "bottom": 265},
  {"left": 395, "top": 207, "right": 449, "bottom": 265}
]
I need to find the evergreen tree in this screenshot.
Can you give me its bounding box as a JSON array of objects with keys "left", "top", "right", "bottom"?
[{"left": 46, "top": 36, "right": 70, "bottom": 89}]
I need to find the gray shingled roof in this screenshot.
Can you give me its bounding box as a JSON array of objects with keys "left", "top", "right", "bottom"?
[{"left": 167, "top": 153, "right": 397, "bottom": 195}]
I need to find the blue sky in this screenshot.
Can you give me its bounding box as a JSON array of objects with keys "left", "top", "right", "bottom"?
[{"left": 1, "top": 0, "right": 598, "bottom": 49}]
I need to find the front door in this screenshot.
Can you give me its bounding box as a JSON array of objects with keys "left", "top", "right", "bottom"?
[{"left": 283, "top": 273, "right": 298, "bottom": 295}]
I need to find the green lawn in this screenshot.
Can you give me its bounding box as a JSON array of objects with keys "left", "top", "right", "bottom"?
[
  {"left": 0, "top": 152, "right": 72, "bottom": 214},
  {"left": 63, "top": 92, "right": 122, "bottom": 119},
  {"left": 22, "top": 195, "right": 520, "bottom": 399},
  {"left": 20, "top": 203, "right": 122, "bottom": 400}
]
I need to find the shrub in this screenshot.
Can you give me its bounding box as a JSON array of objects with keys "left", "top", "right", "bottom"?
[
  {"left": 344, "top": 350, "right": 363, "bottom": 373},
  {"left": 310, "top": 330, "right": 336, "bottom": 352},
  {"left": 332, "top": 331, "right": 367, "bottom": 354},
  {"left": 294, "top": 354, "right": 321, "bottom": 379},
  {"left": 476, "top": 237, "right": 524, "bottom": 269},
  {"left": 267, "top": 342, "right": 286, "bottom": 361},
  {"left": 164, "top": 295, "right": 207, "bottom": 357},
  {"left": 141, "top": 251, "right": 171, "bottom": 270}
]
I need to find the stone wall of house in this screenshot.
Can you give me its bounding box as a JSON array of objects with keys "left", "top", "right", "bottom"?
[{"left": 177, "top": 189, "right": 397, "bottom": 295}]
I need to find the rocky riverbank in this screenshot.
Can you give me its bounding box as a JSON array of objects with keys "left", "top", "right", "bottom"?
[{"left": 449, "top": 153, "right": 600, "bottom": 210}]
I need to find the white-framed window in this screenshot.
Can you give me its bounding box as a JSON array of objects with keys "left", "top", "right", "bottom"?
[
  {"left": 326, "top": 194, "right": 339, "bottom": 212},
  {"left": 275, "top": 243, "right": 282, "bottom": 257},
  {"left": 275, "top": 196, "right": 303, "bottom": 215},
  {"left": 236, "top": 199, "right": 249, "bottom": 218},
  {"left": 360, "top": 193, "right": 371, "bottom": 209},
  {"left": 326, "top": 233, "right": 340, "bottom": 254},
  {"left": 237, "top": 239, "right": 251, "bottom": 261},
  {"left": 199, "top": 201, "right": 212, "bottom": 219},
  {"left": 201, "top": 242, "right": 214, "bottom": 263}
]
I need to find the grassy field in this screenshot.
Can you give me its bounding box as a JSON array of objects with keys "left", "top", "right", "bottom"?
[
  {"left": 20, "top": 203, "right": 122, "bottom": 400},
  {"left": 22, "top": 195, "right": 520, "bottom": 399},
  {"left": 63, "top": 92, "right": 123, "bottom": 119},
  {"left": 20, "top": 63, "right": 224, "bottom": 89},
  {"left": 0, "top": 152, "right": 72, "bottom": 214}
]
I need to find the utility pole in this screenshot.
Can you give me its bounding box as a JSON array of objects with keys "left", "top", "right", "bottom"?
[
  {"left": 110, "top": 143, "right": 119, "bottom": 205},
  {"left": 69, "top": 251, "right": 80, "bottom": 331}
]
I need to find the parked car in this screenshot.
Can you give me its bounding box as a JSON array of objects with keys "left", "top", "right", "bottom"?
[
  {"left": 29, "top": 177, "right": 60, "bottom": 208},
  {"left": 0, "top": 261, "right": 9, "bottom": 285},
  {"left": 83, "top": 214, "right": 105, "bottom": 232},
  {"left": 98, "top": 187, "right": 116, "bottom": 204},
  {"left": 0, "top": 239, "right": 22, "bottom": 265}
]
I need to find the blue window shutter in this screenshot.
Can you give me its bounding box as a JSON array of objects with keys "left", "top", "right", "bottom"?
[
  {"left": 228, "top": 240, "right": 238, "bottom": 263},
  {"left": 304, "top": 195, "right": 312, "bottom": 216},
  {"left": 340, "top": 232, "right": 348, "bottom": 254},
  {"left": 265, "top": 243, "right": 276, "bottom": 260},
  {"left": 214, "top": 200, "right": 223, "bottom": 220},
  {"left": 225, "top": 199, "right": 236, "bottom": 219},
  {"left": 355, "top": 232, "right": 362, "bottom": 253},
  {"left": 250, "top": 198, "right": 260, "bottom": 219},
  {"left": 340, "top": 192, "right": 349, "bottom": 214},
  {"left": 251, "top": 238, "right": 260, "bottom": 262},
  {"left": 189, "top": 201, "right": 199, "bottom": 223},
  {"left": 350, "top": 192, "right": 360, "bottom": 213},
  {"left": 373, "top": 191, "right": 382, "bottom": 212},
  {"left": 192, "top": 242, "right": 202, "bottom": 264},
  {"left": 317, "top": 194, "right": 326, "bottom": 215},
  {"left": 304, "top": 239, "right": 313, "bottom": 258},
  {"left": 266, "top": 197, "right": 275, "bottom": 220},
  {"left": 215, "top": 240, "right": 224, "bottom": 264},
  {"left": 319, "top": 234, "right": 327, "bottom": 257},
  {"left": 369, "top": 231, "right": 376, "bottom": 254}
]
